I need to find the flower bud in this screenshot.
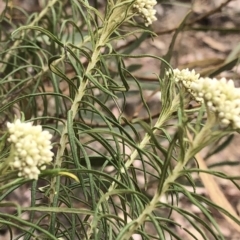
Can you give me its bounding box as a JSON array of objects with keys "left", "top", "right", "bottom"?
[{"left": 7, "top": 119, "right": 54, "bottom": 180}]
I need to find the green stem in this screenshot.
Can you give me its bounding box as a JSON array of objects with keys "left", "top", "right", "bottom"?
[
  {"left": 52, "top": 32, "right": 104, "bottom": 170},
  {"left": 108, "top": 96, "right": 180, "bottom": 193},
  {"left": 48, "top": 13, "right": 115, "bottom": 232},
  {"left": 46, "top": 0, "right": 150, "bottom": 235},
  {"left": 48, "top": 45, "right": 101, "bottom": 232},
  {"left": 120, "top": 153, "right": 185, "bottom": 239},
  {"left": 120, "top": 116, "right": 218, "bottom": 239},
  {"left": 86, "top": 96, "right": 180, "bottom": 239}
]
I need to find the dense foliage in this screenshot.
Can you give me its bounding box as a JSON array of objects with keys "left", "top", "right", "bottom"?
[{"left": 0, "top": 0, "right": 239, "bottom": 239}]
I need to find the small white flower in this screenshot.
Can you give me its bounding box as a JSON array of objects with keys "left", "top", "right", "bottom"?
[
  {"left": 167, "top": 68, "right": 200, "bottom": 86},
  {"left": 169, "top": 68, "right": 240, "bottom": 129},
  {"left": 133, "top": 0, "right": 157, "bottom": 26},
  {"left": 7, "top": 119, "right": 54, "bottom": 180},
  {"left": 190, "top": 77, "right": 240, "bottom": 129}
]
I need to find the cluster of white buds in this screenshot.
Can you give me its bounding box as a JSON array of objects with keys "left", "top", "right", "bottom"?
[
  {"left": 168, "top": 68, "right": 240, "bottom": 129},
  {"left": 7, "top": 119, "right": 54, "bottom": 180},
  {"left": 166, "top": 68, "right": 200, "bottom": 91},
  {"left": 191, "top": 77, "right": 240, "bottom": 129},
  {"left": 168, "top": 68, "right": 200, "bottom": 89},
  {"left": 133, "top": 0, "right": 157, "bottom": 26}
]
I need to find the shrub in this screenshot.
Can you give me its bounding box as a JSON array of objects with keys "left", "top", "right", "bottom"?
[{"left": 0, "top": 0, "right": 239, "bottom": 239}]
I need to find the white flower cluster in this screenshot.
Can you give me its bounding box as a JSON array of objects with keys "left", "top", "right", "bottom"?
[
  {"left": 133, "top": 0, "right": 157, "bottom": 26},
  {"left": 191, "top": 77, "right": 240, "bottom": 129},
  {"left": 168, "top": 68, "right": 240, "bottom": 129},
  {"left": 7, "top": 119, "right": 54, "bottom": 180},
  {"left": 167, "top": 68, "right": 200, "bottom": 91}
]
